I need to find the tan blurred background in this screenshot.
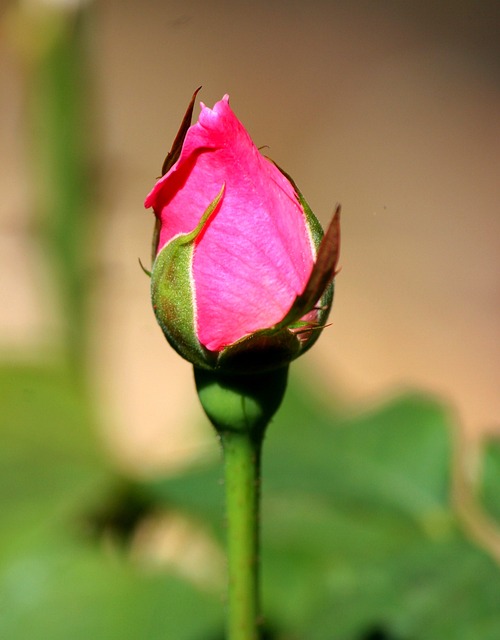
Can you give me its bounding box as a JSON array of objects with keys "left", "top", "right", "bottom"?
[{"left": 1, "top": 0, "right": 499, "bottom": 472}]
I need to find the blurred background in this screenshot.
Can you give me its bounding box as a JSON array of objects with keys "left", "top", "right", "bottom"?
[
  {"left": 1, "top": 1, "right": 500, "bottom": 638},
  {"left": 2, "top": 0, "right": 499, "bottom": 469}
]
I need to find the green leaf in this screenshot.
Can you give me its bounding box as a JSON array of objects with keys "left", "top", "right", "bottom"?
[
  {"left": 0, "top": 364, "right": 104, "bottom": 547},
  {"left": 147, "top": 373, "right": 500, "bottom": 639},
  {"left": 0, "top": 530, "right": 222, "bottom": 640},
  {"left": 480, "top": 438, "right": 500, "bottom": 525},
  {"left": 0, "top": 364, "right": 222, "bottom": 639}
]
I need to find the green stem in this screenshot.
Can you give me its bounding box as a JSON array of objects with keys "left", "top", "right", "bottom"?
[
  {"left": 194, "top": 366, "right": 289, "bottom": 640},
  {"left": 221, "top": 428, "right": 263, "bottom": 640},
  {"left": 26, "top": 5, "right": 94, "bottom": 376}
]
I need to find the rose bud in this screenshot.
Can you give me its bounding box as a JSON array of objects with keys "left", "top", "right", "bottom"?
[{"left": 144, "top": 90, "right": 340, "bottom": 374}]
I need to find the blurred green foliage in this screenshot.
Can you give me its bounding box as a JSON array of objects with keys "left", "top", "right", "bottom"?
[{"left": 2, "top": 363, "right": 500, "bottom": 639}]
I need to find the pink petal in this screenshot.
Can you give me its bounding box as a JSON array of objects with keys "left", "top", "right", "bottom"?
[{"left": 145, "top": 96, "right": 315, "bottom": 351}]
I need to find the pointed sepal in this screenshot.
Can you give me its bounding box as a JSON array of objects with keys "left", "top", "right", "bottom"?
[
  {"left": 279, "top": 205, "right": 340, "bottom": 329},
  {"left": 161, "top": 87, "right": 202, "bottom": 177},
  {"left": 151, "top": 87, "right": 202, "bottom": 263},
  {"left": 150, "top": 185, "right": 225, "bottom": 369}
]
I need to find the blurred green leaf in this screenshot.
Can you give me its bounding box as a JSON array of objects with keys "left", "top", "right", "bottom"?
[
  {"left": 0, "top": 364, "right": 222, "bottom": 639},
  {"left": 481, "top": 439, "right": 500, "bottom": 525},
  {"left": 3, "top": 366, "right": 500, "bottom": 639},
  {"left": 0, "top": 364, "right": 104, "bottom": 546},
  {"left": 149, "top": 377, "right": 500, "bottom": 639},
  {"left": 0, "top": 531, "right": 221, "bottom": 640}
]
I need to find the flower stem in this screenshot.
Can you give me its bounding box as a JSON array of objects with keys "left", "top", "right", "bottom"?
[
  {"left": 194, "top": 366, "right": 289, "bottom": 640},
  {"left": 221, "top": 428, "right": 263, "bottom": 640}
]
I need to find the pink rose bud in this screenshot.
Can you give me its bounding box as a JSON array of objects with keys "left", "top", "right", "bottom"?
[{"left": 145, "top": 90, "right": 340, "bottom": 373}]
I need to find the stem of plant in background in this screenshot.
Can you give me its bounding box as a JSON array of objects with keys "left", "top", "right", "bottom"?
[
  {"left": 16, "top": 2, "right": 95, "bottom": 376},
  {"left": 195, "top": 366, "right": 289, "bottom": 640}
]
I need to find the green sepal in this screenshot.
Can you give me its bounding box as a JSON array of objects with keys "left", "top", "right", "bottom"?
[
  {"left": 268, "top": 160, "right": 340, "bottom": 332},
  {"left": 278, "top": 204, "right": 340, "bottom": 329},
  {"left": 269, "top": 160, "right": 324, "bottom": 248},
  {"left": 161, "top": 87, "right": 202, "bottom": 177},
  {"left": 151, "top": 87, "right": 202, "bottom": 263},
  {"left": 150, "top": 185, "right": 225, "bottom": 369}
]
